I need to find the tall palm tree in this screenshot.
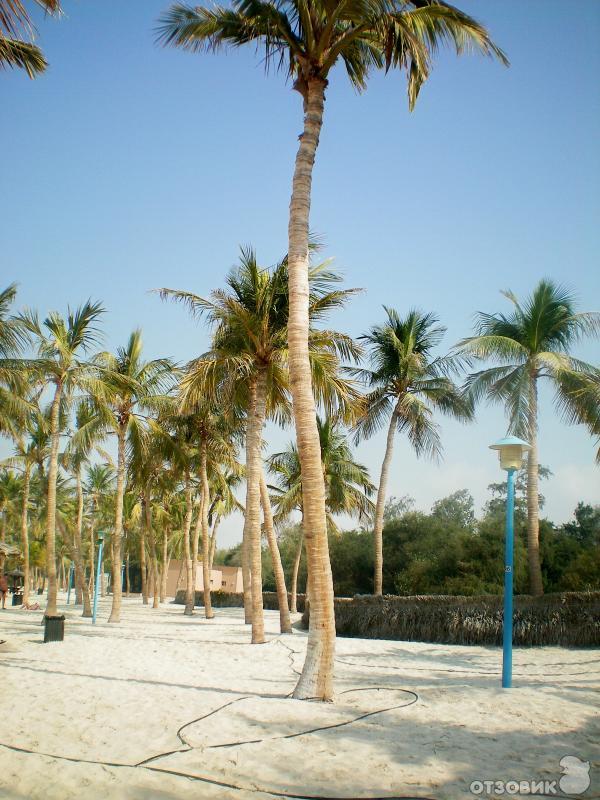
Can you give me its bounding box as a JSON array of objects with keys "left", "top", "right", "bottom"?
[
  {"left": 158, "top": 0, "right": 506, "bottom": 701},
  {"left": 19, "top": 301, "right": 105, "bottom": 616},
  {"left": 91, "top": 330, "right": 175, "bottom": 623},
  {"left": 353, "top": 307, "right": 472, "bottom": 596},
  {"left": 460, "top": 280, "right": 600, "bottom": 595},
  {"left": 161, "top": 249, "right": 359, "bottom": 643},
  {"left": 0, "top": 0, "right": 62, "bottom": 77}
]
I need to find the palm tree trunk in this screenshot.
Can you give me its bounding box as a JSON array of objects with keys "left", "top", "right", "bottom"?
[
  {"left": 45, "top": 381, "right": 62, "bottom": 617},
  {"left": 140, "top": 498, "right": 148, "bottom": 605},
  {"left": 160, "top": 528, "right": 169, "bottom": 602},
  {"left": 260, "top": 468, "right": 292, "bottom": 633},
  {"left": 242, "top": 513, "right": 252, "bottom": 624},
  {"left": 209, "top": 515, "right": 219, "bottom": 571},
  {"left": 288, "top": 77, "right": 335, "bottom": 699},
  {"left": 75, "top": 470, "right": 92, "bottom": 617},
  {"left": 290, "top": 524, "right": 303, "bottom": 614},
  {"left": 527, "top": 372, "right": 544, "bottom": 595},
  {"left": 191, "top": 496, "right": 202, "bottom": 609},
  {"left": 200, "top": 441, "right": 214, "bottom": 619},
  {"left": 145, "top": 492, "right": 159, "bottom": 609},
  {"left": 183, "top": 471, "right": 194, "bottom": 615},
  {"left": 372, "top": 403, "right": 400, "bottom": 596},
  {"left": 125, "top": 553, "right": 130, "bottom": 596},
  {"left": 109, "top": 423, "right": 127, "bottom": 622},
  {"left": 20, "top": 463, "right": 31, "bottom": 607},
  {"left": 244, "top": 371, "right": 267, "bottom": 644}
]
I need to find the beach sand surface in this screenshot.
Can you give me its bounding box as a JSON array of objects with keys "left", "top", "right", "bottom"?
[{"left": 0, "top": 594, "right": 597, "bottom": 799}]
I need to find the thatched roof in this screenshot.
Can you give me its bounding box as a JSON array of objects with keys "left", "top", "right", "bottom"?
[{"left": 0, "top": 543, "right": 20, "bottom": 556}]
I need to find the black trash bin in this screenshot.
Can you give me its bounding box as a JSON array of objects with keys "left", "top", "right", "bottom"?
[
  {"left": 37, "top": 588, "right": 43, "bottom": 595},
  {"left": 11, "top": 592, "right": 23, "bottom": 606},
  {"left": 43, "top": 614, "right": 65, "bottom": 643}
]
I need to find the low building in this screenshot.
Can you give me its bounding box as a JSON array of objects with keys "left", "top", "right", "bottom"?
[{"left": 165, "top": 560, "right": 243, "bottom": 598}]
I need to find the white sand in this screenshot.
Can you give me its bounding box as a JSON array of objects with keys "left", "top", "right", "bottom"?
[{"left": 0, "top": 594, "right": 597, "bottom": 799}]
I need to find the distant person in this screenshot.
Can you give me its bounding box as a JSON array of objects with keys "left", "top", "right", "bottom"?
[{"left": 0, "top": 574, "right": 8, "bottom": 609}]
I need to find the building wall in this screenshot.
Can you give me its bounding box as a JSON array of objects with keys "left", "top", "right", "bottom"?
[{"left": 165, "top": 560, "right": 243, "bottom": 597}]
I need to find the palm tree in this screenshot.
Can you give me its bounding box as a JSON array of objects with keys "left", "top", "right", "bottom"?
[
  {"left": 557, "top": 370, "right": 600, "bottom": 464},
  {"left": 62, "top": 400, "right": 102, "bottom": 616},
  {"left": 161, "top": 413, "right": 200, "bottom": 615},
  {"left": 353, "top": 308, "right": 472, "bottom": 596},
  {"left": 161, "top": 248, "right": 359, "bottom": 643},
  {"left": 269, "top": 414, "right": 375, "bottom": 607},
  {"left": 2, "top": 434, "right": 35, "bottom": 604},
  {"left": 208, "top": 467, "right": 242, "bottom": 570},
  {"left": 91, "top": 330, "right": 175, "bottom": 623},
  {"left": 159, "top": 403, "right": 238, "bottom": 618},
  {"left": 460, "top": 280, "right": 600, "bottom": 595},
  {"left": 0, "top": 0, "right": 62, "bottom": 77},
  {"left": 158, "top": 0, "right": 506, "bottom": 701},
  {"left": 0, "top": 469, "right": 19, "bottom": 540},
  {"left": 83, "top": 463, "right": 114, "bottom": 598},
  {"left": 0, "top": 283, "right": 30, "bottom": 438},
  {"left": 3, "top": 409, "right": 51, "bottom": 605},
  {"left": 19, "top": 301, "right": 105, "bottom": 616}
]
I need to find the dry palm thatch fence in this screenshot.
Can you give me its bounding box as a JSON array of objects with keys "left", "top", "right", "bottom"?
[
  {"left": 175, "top": 590, "right": 306, "bottom": 613},
  {"left": 301, "top": 592, "right": 600, "bottom": 647}
]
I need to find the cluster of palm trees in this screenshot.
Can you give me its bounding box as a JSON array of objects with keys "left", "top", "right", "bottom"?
[
  {"left": 5, "top": 0, "right": 599, "bottom": 702},
  {"left": 2, "top": 267, "right": 598, "bottom": 623}
]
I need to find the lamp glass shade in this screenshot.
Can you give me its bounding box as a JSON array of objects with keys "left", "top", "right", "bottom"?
[
  {"left": 498, "top": 444, "right": 526, "bottom": 470},
  {"left": 489, "top": 436, "right": 531, "bottom": 472},
  {"left": 97, "top": 531, "right": 105, "bottom": 544}
]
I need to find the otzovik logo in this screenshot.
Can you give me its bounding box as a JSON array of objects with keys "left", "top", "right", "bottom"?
[
  {"left": 559, "top": 756, "right": 591, "bottom": 795},
  {"left": 469, "top": 755, "right": 591, "bottom": 796}
]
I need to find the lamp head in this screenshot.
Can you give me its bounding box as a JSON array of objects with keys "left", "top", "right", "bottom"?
[
  {"left": 489, "top": 436, "right": 531, "bottom": 471},
  {"left": 97, "top": 531, "right": 105, "bottom": 545}
]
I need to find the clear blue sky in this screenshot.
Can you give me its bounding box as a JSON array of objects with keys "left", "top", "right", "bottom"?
[{"left": 3, "top": 1, "right": 599, "bottom": 546}]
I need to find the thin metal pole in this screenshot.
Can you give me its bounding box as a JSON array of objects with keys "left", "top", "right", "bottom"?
[
  {"left": 66, "top": 563, "right": 74, "bottom": 605},
  {"left": 502, "top": 468, "right": 516, "bottom": 688},
  {"left": 92, "top": 536, "right": 104, "bottom": 625}
]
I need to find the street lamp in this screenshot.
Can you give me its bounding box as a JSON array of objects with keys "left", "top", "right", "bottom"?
[
  {"left": 66, "top": 562, "right": 74, "bottom": 605},
  {"left": 489, "top": 436, "right": 531, "bottom": 688},
  {"left": 92, "top": 531, "right": 105, "bottom": 625}
]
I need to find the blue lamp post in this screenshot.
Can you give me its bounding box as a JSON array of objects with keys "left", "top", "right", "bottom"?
[
  {"left": 489, "top": 436, "right": 531, "bottom": 689},
  {"left": 92, "top": 531, "right": 105, "bottom": 625},
  {"left": 66, "top": 562, "right": 74, "bottom": 605}
]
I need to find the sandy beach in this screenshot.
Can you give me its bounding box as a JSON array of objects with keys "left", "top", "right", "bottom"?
[{"left": 0, "top": 595, "right": 597, "bottom": 799}]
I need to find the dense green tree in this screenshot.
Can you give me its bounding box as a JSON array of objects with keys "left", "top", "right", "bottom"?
[{"left": 431, "top": 489, "right": 475, "bottom": 530}]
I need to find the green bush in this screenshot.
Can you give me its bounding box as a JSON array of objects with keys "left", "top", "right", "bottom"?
[{"left": 301, "top": 592, "right": 600, "bottom": 646}]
